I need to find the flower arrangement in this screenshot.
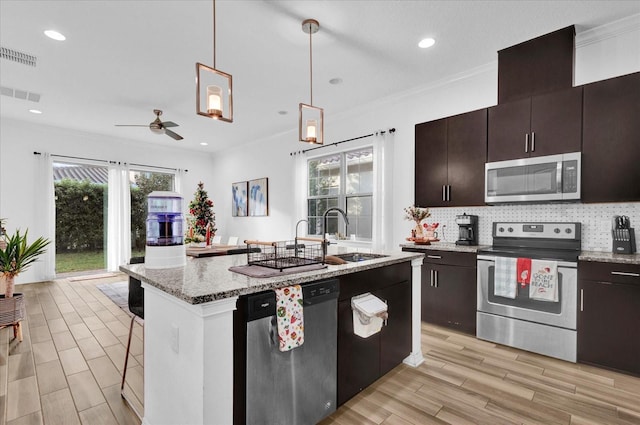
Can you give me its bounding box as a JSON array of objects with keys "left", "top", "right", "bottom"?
[
  {"left": 184, "top": 232, "right": 205, "bottom": 244},
  {"left": 403, "top": 206, "right": 431, "bottom": 223}
]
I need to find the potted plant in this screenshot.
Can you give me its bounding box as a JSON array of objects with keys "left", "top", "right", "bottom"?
[{"left": 0, "top": 224, "right": 50, "bottom": 341}]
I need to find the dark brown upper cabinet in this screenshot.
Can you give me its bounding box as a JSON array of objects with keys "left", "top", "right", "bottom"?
[
  {"left": 415, "top": 109, "right": 487, "bottom": 207},
  {"left": 498, "top": 26, "right": 575, "bottom": 104},
  {"left": 582, "top": 71, "right": 640, "bottom": 203},
  {"left": 487, "top": 86, "right": 583, "bottom": 162}
]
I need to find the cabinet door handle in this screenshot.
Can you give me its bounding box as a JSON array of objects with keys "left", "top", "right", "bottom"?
[
  {"left": 531, "top": 132, "right": 535, "bottom": 151},
  {"left": 525, "top": 133, "right": 529, "bottom": 153},
  {"left": 442, "top": 185, "right": 446, "bottom": 201},
  {"left": 446, "top": 185, "right": 451, "bottom": 201},
  {"left": 429, "top": 269, "right": 434, "bottom": 287},
  {"left": 435, "top": 270, "right": 439, "bottom": 288},
  {"left": 611, "top": 271, "right": 640, "bottom": 277},
  {"left": 427, "top": 255, "right": 442, "bottom": 259},
  {"left": 580, "top": 289, "right": 584, "bottom": 312}
]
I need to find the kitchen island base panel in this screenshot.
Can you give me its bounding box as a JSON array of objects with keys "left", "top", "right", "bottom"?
[
  {"left": 404, "top": 257, "right": 425, "bottom": 367},
  {"left": 141, "top": 283, "right": 238, "bottom": 425}
]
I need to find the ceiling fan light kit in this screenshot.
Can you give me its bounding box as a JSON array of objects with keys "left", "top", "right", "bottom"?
[
  {"left": 299, "top": 18, "right": 324, "bottom": 145},
  {"left": 196, "top": 0, "right": 233, "bottom": 122}
]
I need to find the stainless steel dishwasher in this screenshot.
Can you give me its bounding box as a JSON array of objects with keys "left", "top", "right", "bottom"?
[{"left": 245, "top": 279, "right": 339, "bottom": 425}]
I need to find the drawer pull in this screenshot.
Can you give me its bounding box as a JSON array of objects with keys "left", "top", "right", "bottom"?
[
  {"left": 611, "top": 271, "right": 640, "bottom": 277},
  {"left": 427, "top": 255, "right": 442, "bottom": 259}
]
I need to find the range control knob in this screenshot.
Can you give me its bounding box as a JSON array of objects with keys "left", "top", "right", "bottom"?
[
  {"left": 565, "top": 228, "right": 572, "bottom": 234},
  {"left": 508, "top": 227, "right": 514, "bottom": 233},
  {"left": 498, "top": 227, "right": 505, "bottom": 233},
  {"left": 554, "top": 228, "right": 561, "bottom": 234}
]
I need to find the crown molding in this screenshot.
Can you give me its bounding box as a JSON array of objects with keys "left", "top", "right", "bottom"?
[{"left": 576, "top": 13, "right": 640, "bottom": 48}]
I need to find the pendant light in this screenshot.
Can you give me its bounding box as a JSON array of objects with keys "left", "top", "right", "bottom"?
[
  {"left": 196, "top": 0, "right": 233, "bottom": 122},
  {"left": 299, "top": 19, "right": 324, "bottom": 145}
]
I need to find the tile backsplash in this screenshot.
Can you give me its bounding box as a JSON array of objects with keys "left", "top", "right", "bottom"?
[{"left": 425, "top": 202, "right": 640, "bottom": 252}]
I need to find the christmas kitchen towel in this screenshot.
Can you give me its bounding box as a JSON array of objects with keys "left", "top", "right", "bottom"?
[{"left": 274, "top": 285, "right": 305, "bottom": 351}]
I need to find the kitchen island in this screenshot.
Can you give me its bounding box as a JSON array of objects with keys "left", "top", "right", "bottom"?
[{"left": 120, "top": 249, "right": 424, "bottom": 425}]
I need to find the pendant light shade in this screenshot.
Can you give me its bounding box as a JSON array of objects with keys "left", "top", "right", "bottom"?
[
  {"left": 196, "top": 0, "right": 233, "bottom": 122},
  {"left": 299, "top": 19, "right": 323, "bottom": 145}
]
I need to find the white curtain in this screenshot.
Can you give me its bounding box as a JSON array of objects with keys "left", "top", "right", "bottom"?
[
  {"left": 174, "top": 168, "right": 186, "bottom": 195},
  {"left": 293, "top": 152, "right": 308, "bottom": 235},
  {"left": 36, "top": 152, "right": 56, "bottom": 280},
  {"left": 107, "top": 162, "right": 131, "bottom": 271},
  {"left": 372, "top": 131, "right": 394, "bottom": 252}
]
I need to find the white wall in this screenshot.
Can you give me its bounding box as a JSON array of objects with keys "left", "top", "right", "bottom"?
[
  {"left": 2, "top": 16, "right": 639, "bottom": 283},
  {"left": 0, "top": 118, "right": 214, "bottom": 283},
  {"left": 210, "top": 15, "right": 640, "bottom": 251}
]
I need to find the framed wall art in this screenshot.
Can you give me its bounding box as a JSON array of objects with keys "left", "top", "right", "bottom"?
[
  {"left": 231, "top": 181, "right": 248, "bottom": 217},
  {"left": 248, "top": 177, "right": 269, "bottom": 216}
]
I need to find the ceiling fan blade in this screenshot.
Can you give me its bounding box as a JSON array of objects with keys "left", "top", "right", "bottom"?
[
  {"left": 165, "top": 129, "right": 183, "bottom": 140},
  {"left": 161, "top": 121, "right": 179, "bottom": 128},
  {"left": 115, "top": 124, "right": 149, "bottom": 127}
]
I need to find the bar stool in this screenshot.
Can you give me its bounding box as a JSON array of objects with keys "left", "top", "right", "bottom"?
[{"left": 121, "top": 257, "right": 144, "bottom": 398}]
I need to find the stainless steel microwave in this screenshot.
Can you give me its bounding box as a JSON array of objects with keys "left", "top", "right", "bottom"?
[{"left": 485, "top": 152, "right": 581, "bottom": 204}]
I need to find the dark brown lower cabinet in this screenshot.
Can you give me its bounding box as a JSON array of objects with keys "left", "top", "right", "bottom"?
[
  {"left": 422, "top": 263, "right": 476, "bottom": 334},
  {"left": 578, "top": 261, "right": 640, "bottom": 376},
  {"left": 337, "top": 262, "right": 412, "bottom": 406},
  {"left": 403, "top": 249, "right": 477, "bottom": 335}
]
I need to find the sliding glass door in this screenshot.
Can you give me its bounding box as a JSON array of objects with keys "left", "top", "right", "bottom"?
[
  {"left": 129, "top": 169, "right": 175, "bottom": 259},
  {"left": 53, "top": 161, "right": 108, "bottom": 274}
]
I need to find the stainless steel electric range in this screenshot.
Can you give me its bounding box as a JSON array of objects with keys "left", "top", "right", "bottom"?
[{"left": 476, "top": 222, "right": 581, "bottom": 362}]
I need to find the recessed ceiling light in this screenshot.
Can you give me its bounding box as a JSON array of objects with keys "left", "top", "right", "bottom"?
[
  {"left": 200, "top": 142, "right": 209, "bottom": 146},
  {"left": 278, "top": 110, "right": 288, "bottom": 115},
  {"left": 329, "top": 78, "right": 343, "bottom": 85},
  {"left": 29, "top": 109, "right": 42, "bottom": 114},
  {"left": 44, "top": 30, "right": 66, "bottom": 41},
  {"left": 418, "top": 38, "right": 435, "bottom": 49}
]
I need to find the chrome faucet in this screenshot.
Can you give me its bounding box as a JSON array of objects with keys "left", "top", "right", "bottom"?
[
  {"left": 295, "top": 219, "right": 308, "bottom": 240},
  {"left": 322, "top": 207, "right": 349, "bottom": 258}
]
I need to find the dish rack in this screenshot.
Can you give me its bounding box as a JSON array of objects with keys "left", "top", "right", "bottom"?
[{"left": 244, "top": 237, "right": 325, "bottom": 271}]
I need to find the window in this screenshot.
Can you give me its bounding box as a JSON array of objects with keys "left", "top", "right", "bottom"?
[{"left": 307, "top": 147, "right": 373, "bottom": 239}]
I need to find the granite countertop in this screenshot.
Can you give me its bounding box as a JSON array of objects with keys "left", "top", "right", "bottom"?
[
  {"left": 120, "top": 249, "right": 424, "bottom": 305},
  {"left": 579, "top": 251, "right": 640, "bottom": 265},
  {"left": 399, "top": 242, "right": 489, "bottom": 253}
]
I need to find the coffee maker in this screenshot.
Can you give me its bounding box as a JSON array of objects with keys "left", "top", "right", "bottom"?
[{"left": 455, "top": 213, "right": 478, "bottom": 246}]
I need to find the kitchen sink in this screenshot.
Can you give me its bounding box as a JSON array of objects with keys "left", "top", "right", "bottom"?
[{"left": 331, "top": 252, "right": 389, "bottom": 263}]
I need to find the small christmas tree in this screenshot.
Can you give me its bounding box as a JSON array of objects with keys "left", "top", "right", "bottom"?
[{"left": 187, "top": 182, "right": 217, "bottom": 239}]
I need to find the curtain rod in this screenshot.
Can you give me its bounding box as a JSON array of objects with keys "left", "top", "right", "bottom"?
[
  {"left": 33, "top": 152, "right": 188, "bottom": 172},
  {"left": 289, "top": 128, "right": 395, "bottom": 156}
]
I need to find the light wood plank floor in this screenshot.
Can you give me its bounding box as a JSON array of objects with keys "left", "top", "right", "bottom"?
[
  {"left": 0, "top": 274, "right": 142, "bottom": 425},
  {"left": 3, "top": 275, "right": 640, "bottom": 425},
  {"left": 321, "top": 323, "right": 640, "bottom": 425}
]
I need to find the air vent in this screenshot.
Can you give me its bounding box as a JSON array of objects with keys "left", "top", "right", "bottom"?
[
  {"left": 0, "top": 85, "right": 41, "bottom": 103},
  {"left": 0, "top": 46, "right": 37, "bottom": 67}
]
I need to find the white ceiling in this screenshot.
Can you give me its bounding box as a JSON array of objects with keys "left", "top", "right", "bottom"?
[{"left": 1, "top": 1, "right": 638, "bottom": 153}]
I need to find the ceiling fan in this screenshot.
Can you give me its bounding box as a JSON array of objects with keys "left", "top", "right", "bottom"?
[{"left": 115, "top": 109, "right": 184, "bottom": 140}]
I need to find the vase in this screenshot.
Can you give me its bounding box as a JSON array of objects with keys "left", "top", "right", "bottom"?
[
  {"left": 414, "top": 222, "right": 424, "bottom": 238},
  {"left": 4, "top": 274, "right": 15, "bottom": 298}
]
